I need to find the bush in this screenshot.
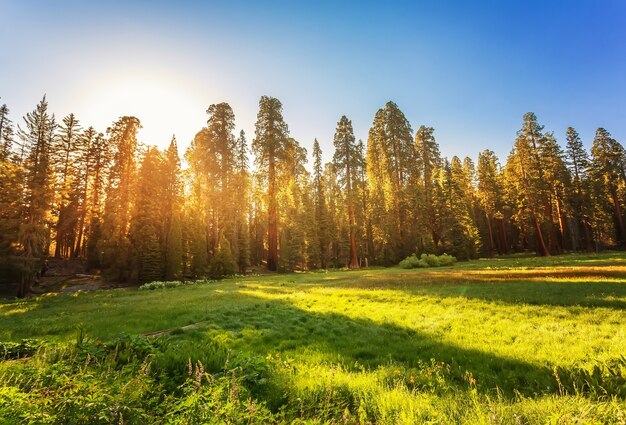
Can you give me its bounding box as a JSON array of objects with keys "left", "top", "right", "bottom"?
[
  {"left": 138, "top": 280, "right": 183, "bottom": 290},
  {"left": 398, "top": 253, "right": 456, "bottom": 269}
]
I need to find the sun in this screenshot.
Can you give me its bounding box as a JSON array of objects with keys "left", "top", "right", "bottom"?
[{"left": 72, "top": 70, "right": 206, "bottom": 150}]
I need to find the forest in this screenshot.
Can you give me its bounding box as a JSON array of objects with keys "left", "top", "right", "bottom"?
[{"left": 0, "top": 95, "right": 624, "bottom": 297}]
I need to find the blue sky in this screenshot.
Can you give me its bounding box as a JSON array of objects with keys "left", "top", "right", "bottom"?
[{"left": 1, "top": 0, "right": 625, "bottom": 164}]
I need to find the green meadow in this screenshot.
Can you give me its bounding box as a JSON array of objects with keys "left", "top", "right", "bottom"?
[{"left": 1, "top": 252, "right": 625, "bottom": 424}]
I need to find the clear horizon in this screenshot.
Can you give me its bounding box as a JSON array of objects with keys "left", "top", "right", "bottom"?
[{"left": 2, "top": 0, "right": 625, "bottom": 164}]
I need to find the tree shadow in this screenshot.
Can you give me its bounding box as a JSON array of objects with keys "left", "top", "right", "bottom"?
[
  {"left": 344, "top": 269, "right": 626, "bottom": 309},
  {"left": 171, "top": 292, "right": 559, "bottom": 398}
]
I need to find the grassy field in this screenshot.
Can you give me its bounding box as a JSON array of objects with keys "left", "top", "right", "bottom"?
[{"left": 1, "top": 253, "right": 626, "bottom": 424}]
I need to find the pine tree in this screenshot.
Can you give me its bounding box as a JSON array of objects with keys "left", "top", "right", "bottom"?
[
  {"left": 539, "top": 132, "right": 570, "bottom": 252},
  {"left": 309, "top": 139, "right": 326, "bottom": 268},
  {"left": 249, "top": 175, "right": 267, "bottom": 267},
  {"left": 234, "top": 130, "right": 251, "bottom": 273},
  {"left": 99, "top": 116, "right": 141, "bottom": 280},
  {"left": 354, "top": 139, "right": 371, "bottom": 267},
  {"left": 70, "top": 127, "right": 95, "bottom": 258},
  {"left": 136, "top": 224, "right": 162, "bottom": 283},
  {"left": 414, "top": 125, "right": 442, "bottom": 252},
  {"left": 441, "top": 156, "right": 481, "bottom": 259},
  {"left": 332, "top": 115, "right": 360, "bottom": 269},
  {"left": 277, "top": 137, "right": 309, "bottom": 272},
  {"left": 565, "top": 127, "right": 594, "bottom": 251},
  {"left": 0, "top": 103, "right": 15, "bottom": 161},
  {"left": 186, "top": 103, "right": 240, "bottom": 274},
  {"left": 186, "top": 128, "right": 211, "bottom": 275},
  {"left": 366, "top": 102, "right": 415, "bottom": 264},
  {"left": 53, "top": 113, "right": 82, "bottom": 258},
  {"left": 477, "top": 149, "right": 504, "bottom": 256},
  {"left": 0, "top": 101, "right": 20, "bottom": 282},
  {"left": 589, "top": 128, "right": 626, "bottom": 248},
  {"left": 505, "top": 113, "right": 551, "bottom": 256},
  {"left": 324, "top": 163, "right": 348, "bottom": 267},
  {"left": 129, "top": 147, "right": 166, "bottom": 282},
  {"left": 206, "top": 103, "right": 238, "bottom": 255},
  {"left": 17, "top": 96, "right": 56, "bottom": 297},
  {"left": 252, "top": 96, "right": 290, "bottom": 271},
  {"left": 85, "top": 132, "right": 110, "bottom": 269},
  {"left": 0, "top": 153, "right": 23, "bottom": 282},
  {"left": 164, "top": 138, "right": 183, "bottom": 280}
]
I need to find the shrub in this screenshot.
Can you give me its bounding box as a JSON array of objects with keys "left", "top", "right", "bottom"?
[
  {"left": 398, "top": 253, "right": 456, "bottom": 269},
  {"left": 138, "top": 280, "right": 183, "bottom": 290}
]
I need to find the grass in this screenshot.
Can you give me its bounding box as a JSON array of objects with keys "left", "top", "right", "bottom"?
[{"left": 1, "top": 252, "right": 625, "bottom": 423}]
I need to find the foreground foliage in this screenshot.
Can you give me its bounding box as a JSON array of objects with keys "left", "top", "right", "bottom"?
[{"left": 1, "top": 253, "right": 626, "bottom": 423}]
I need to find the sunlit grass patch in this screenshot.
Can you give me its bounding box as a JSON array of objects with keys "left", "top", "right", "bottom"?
[{"left": 0, "top": 251, "right": 625, "bottom": 422}]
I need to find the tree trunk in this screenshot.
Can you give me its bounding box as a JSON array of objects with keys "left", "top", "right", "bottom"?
[
  {"left": 348, "top": 208, "right": 359, "bottom": 269},
  {"left": 582, "top": 218, "right": 594, "bottom": 252},
  {"left": 485, "top": 211, "right": 494, "bottom": 258},
  {"left": 533, "top": 216, "right": 550, "bottom": 256},
  {"left": 267, "top": 157, "right": 278, "bottom": 271},
  {"left": 73, "top": 212, "right": 86, "bottom": 258},
  {"left": 555, "top": 196, "right": 568, "bottom": 251},
  {"left": 17, "top": 273, "right": 33, "bottom": 298},
  {"left": 611, "top": 190, "right": 626, "bottom": 248},
  {"left": 499, "top": 218, "right": 509, "bottom": 254}
]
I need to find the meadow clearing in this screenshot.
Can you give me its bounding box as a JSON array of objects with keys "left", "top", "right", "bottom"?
[{"left": 1, "top": 252, "right": 625, "bottom": 424}]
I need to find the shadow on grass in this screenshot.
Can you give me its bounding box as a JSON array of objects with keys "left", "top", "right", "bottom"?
[
  {"left": 343, "top": 268, "right": 626, "bottom": 309},
  {"left": 165, "top": 293, "right": 558, "bottom": 398}
]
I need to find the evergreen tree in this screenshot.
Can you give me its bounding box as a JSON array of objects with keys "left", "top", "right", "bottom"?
[
  {"left": 277, "top": 137, "right": 309, "bottom": 272},
  {"left": 186, "top": 103, "right": 240, "bottom": 273},
  {"left": 53, "top": 113, "right": 82, "bottom": 258},
  {"left": 136, "top": 224, "right": 162, "bottom": 283},
  {"left": 70, "top": 127, "right": 95, "bottom": 258},
  {"left": 164, "top": 138, "right": 183, "bottom": 280},
  {"left": 477, "top": 149, "right": 504, "bottom": 256},
  {"left": 252, "top": 96, "right": 290, "bottom": 271},
  {"left": 354, "top": 139, "right": 371, "bottom": 267},
  {"left": 366, "top": 102, "right": 415, "bottom": 264},
  {"left": 332, "top": 115, "right": 360, "bottom": 269},
  {"left": 17, "top": 96, "right": 56, "bottom": 297},
  {"left": 505, "top": 112, "right": 550, "bottom": 256},
  {"left": 206, "top": 103, "right": 238, "bottom": 254},
  {"left": 441, "top": 156, "right": 481, "bottom": 259},
  {"left": 234, "top": 130, "right": 251, "bottom": 273},
  {"left": 324, "top": 163, "right": 349, "bottom": 267},
  {"left": 0, "top": 154, "right": 23, "bottom": 282},
  {"left": 539, "top": 132, "right": 570, "bottom": 252},
  {"left": 414, "top": 125, "right": 442, "bottom": 252},
  {"left": 85, "top": 131, "right": 110, "bottom": 269},
  {"left": 129, "top": 147, "right": 166, "bottom": 282},
  {"left": 565, "top": 127, "right": 594, "bottom": 251},
  {"left": 309, "top": 139, "right": 327, "bottom": 268},
  {"left": 0, "top": 103, "right": 14, "bottom": 161},
  {"left": 589, "top": 128, "right": 626, "bottom": 248},
  {"left": 99, "top": 116, "right": 141, "bottom": 280}
]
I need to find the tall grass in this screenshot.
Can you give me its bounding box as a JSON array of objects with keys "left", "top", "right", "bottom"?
[{"left": 1, "top": 252, "right": 625, "bottom": 423}]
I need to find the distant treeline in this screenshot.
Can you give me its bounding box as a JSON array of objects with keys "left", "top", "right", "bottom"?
[{"left": 0, "top": 96, "right": 623, "bottom": 296}]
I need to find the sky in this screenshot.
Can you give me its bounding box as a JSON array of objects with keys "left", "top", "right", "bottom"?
[{"left": 1, "top": 0, "right": 625, "bottom": 165}]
